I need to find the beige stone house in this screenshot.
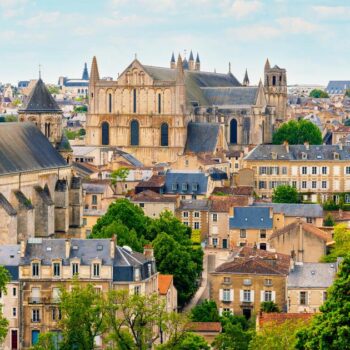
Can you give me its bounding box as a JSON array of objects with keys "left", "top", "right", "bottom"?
[
  {"left": 287, "top": 262, "right": 336, "bottom": 313},
  {"left": 158, "top": 274, "right": 178, "bottom": 313},
  {"left": 209, "top": 247, "right": 290, "bottom": 318}
]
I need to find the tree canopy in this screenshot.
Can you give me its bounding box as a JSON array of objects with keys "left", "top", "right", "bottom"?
[
  {"left": 260, "top": 301, "right": 280, "bottom": 313},
  {"left": 296, "top": 255, "right": 350, "bottom": 349},
  {"left": 272, "top": 185, "right": 299, "bottom": 204},
  {"left": 0, "top": 266, "right": 11, "bottom": 345},
  {"left": 190, "top": 300, "right": 220, "bottom": 322},
  {"left": 309, "top": 89, "right": 329, "bottom": 98},
  {"left": 272, "top": 119, "right": 322, "bottom": 145},
  {"left": 345, "top": 89, "right": 350, "bottom": 98},
  {"left": 322, "top": 224, "right": 350, "bottom": 262}
]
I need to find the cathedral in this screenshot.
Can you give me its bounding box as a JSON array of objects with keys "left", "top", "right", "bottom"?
[{"left": 86, "top": 52, "right": 287, "bottom": 165}]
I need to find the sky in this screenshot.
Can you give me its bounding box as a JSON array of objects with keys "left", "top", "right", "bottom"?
[{"left": 0, "top": 0, "right": 349, "bottom": 86}]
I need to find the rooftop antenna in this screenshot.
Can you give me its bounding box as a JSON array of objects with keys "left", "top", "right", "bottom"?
[{"left": 39, "top": 64, "right": 42, "bottom": 79}]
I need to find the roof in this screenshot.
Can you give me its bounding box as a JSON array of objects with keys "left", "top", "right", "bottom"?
[
  {"left": 270, "top": 220, "right": 330, "bottom": 242},
  {"left": 253, "top": 203, "right": 323, "bottom": 218},
  {"left": 245, "top": 144, "right": 350, "bottom": 161},
  {"left": 179, "top": 199, "right": 210, "bottom": 211},
  {"left": 158, "top": 274, "right": 173, "bottom": 295},
  {"left": 82, "top": 181, "right": 108, "bottom": 194},
  {"left": 185, "top": 122, "right": 220, "bottom": 154},
  {"left": 259, "top": 313, "right": 312, "bottom": 328},
  {"left": 210, "top": 196, "right": 249, "bottom": 212},
  {"left": 212, "top": 186, "right": 253, "bottom": 196},
  {"left": 136, "top": 175, "right": 165, "bottom": 188},
  {"left": 131, "top": 190, "right": 177, "bottom": 203},
  {"left": 326, "top": 80, "right": 350, "bottom": 93},
  {"left": 0, "top": 245, "right": 20, "bottom": 281},
  {"left": 19, "top": 79, "right": 62, "bottom": 113},
  {"left": 164, "top": 171, "right": 209, "bottom": 195},
  {"left": 0, "top": 123, "right": 68, "bottom": 176},
  {"left": 287, "top": 263, "right": 336, "bottom": 288},
  {"left": 229, "top": 207, "right": 273, "bottom": 229},
  {"left": 334, "top": 125, "right": 350, "bottom": 133},
  {"left": 186, "top": 322, "right": 222, "bottom": 333}
]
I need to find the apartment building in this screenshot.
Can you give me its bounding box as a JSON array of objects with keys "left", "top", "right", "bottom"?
[{"left": 244, "top": 143, "right": 350, "bottom": 201}]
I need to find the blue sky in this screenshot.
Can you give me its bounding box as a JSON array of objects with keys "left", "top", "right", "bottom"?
[{"left": 0, "top": 0, "right": 349, "bottom": 85}]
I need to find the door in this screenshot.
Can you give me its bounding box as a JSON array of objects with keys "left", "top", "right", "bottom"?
[
  {"left": 259, "top": 243, "right": 267, "bottom": 250},
  {"left": 222, "top": 239, "right": 228, "bottom": 249},
  {"left": 32, "top": 330, "right": 40, "bottom": 345},
  {"left": 11, "top": 329, "right": 18, "bottom": 349},
  {"left": 243, "top": 308, "right": 251, "bottom": 319}
]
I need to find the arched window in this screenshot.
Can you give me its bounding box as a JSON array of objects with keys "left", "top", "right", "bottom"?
[
  {"left": 108, "top": 93, "right": 112, "bottom": 113},
  {"left": 158, "top": 93, "right": 162, "bottom": 114},
  {"left": 101, "top": 121, "right": 109, "bottom": 145},
  {"left": 133, "top": 89, "right": 137, "bottom": 113},
  {"left": 230, "top": 119, "right": 237, "bottom": 144},
  {"left": 161, "top": 123, "right": 168, "bottom": 146},
  {"left": 272, "top": 76, "right": 276, "bottom": 86},
  {"left": 130, "top": 120, "right": 139, "bottom": 146}
]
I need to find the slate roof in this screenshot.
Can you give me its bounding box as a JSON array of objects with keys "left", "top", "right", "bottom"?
[
  {"left": 82, "top": 181, "right": 107, "bottom": 194},
  {"left": 164, "top": 171, "right": 209, "bottom": 195},
  {"left": 0, "top": 123, "right": 68, "bottom": 176},
  {"left": 0, "top": 245, "right": 20, "bottom": 281},
  {"left": 229, "top": 207, "right": 273, "bottom": 229},
  {"left": 326, "top": 80, "right": 350, "bottom": 94},
  {"left": 185, "top": 122, "right": 220, "bottom": 153},
  {"left": 245, "top": 144, "right": 350, "bottom": 161},
  {"left": 19, "top": 79, "right": 62, "bottom": 113},
  {"left": 287, "top": 263, "right": 336, "bottom": 288},
  {"left": 253, "top": 203, "right": 323, "bottom": 218},
  {"left": 179, "top": 199, "right": 210, "bottom": 211},
  {"left": 136, "top": 175, "right": 165, "bottom": 189}
]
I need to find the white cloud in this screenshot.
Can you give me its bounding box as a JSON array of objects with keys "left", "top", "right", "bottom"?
[
  {"left": 22, "top": 11, "right": 62, "bottom": 26},
  {"left": 313, "top": 5, "right": 350, "bottom": 18},
  {"left": 0, "top": 0, "right": 28, "bottom": 18},
  {"left": 277, "top": 17, "right": 320, "bottom": 34},
  {"left": 226, "top": 0, "right": 262, "bottom": 18},
  {"left": 228, "top": 24, "right": 280, "bottom": 41}
]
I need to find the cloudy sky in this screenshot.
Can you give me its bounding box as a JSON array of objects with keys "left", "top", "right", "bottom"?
[{"left": 0, "top": 0, "right": 349, "bottom": 85}]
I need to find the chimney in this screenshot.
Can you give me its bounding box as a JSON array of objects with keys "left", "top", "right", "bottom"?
[
  {"left": 20, "top": 240, "right": 26, "bottom": 258},
  {"left": 269, "top": 207, "right": 273, "bottom": 219},
  {"left": 283, "top": 141, "right": 289, "bottom": 153},
  {"left": 65, "top": 239, "right": 70, "bottom": 259},
  {"left": 304, "top": 141, "right": 310, "bottom": 150},
  {"left": 143, "top": 244, "right": 154, "bottom": 258},
  {"left": 110, "top": 235, "right": 116, "bottom": 259}
]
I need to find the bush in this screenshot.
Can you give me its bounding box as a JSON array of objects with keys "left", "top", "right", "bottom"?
[
  {"left": 309, "top": 89, "right": 329, "bottom": 98},
  {"left": 323, "top": 213, "right": 335, "bottom": 227},
  {"left": 342, "top": 204, "right": 350, "bottom": 211},
  {"left": 322, "top": 199, "right": 339, "bottom": 211}
]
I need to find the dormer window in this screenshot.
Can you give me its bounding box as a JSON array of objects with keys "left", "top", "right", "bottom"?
[
  {"left": 134, "top": 267, "right": 141, "bottom": 281},
  {"left": 32, "top": 262, "right": 40, "bottom": 278},
  {"left": 182, "top": 183, "right": 188, "bottom": 191},
  {"left": 72, "top": 263, "right": 79, "bottom": 276},
  {"left": 172, "top": 183, "right": 178, "bottom": 191},
  {"left": 301, "top": 152, "right": 307, "bottom": 160},
  {"left": 93, "top": 263, "right": 100, "bottom": 277},
  {"left": 53, "top": 263, "right": 61, "bottom": 277},
  {"left": 192, "top": 183, "right": 198, "bottom": 191},
  {"left": 334, "top": 152, "right": 339, "bottom": 160}
]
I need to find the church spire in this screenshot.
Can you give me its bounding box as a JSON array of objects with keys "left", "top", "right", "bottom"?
[
  {"left": 243, "top": 69, "right": 250, "bottom": 86},
  {"left": 90, "top": 56, "right": 100, "bottom": 84},
  {"left": 264, "top": 58, "right": 271, "bottom": 71},
  {"left": 195, "top": 53, "right": 200, "bottom": 71},
  {"left": 82, "top": 62, "right": 89, "bottom": 80},
  {"left": 189, "top": 50, "right": 195, "bottom": 70},
  {"left": 170, "top": 52, "right": 176, "bottom": 69}
]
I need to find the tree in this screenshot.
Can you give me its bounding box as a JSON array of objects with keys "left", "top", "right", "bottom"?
[
  {"left": 79, "top": 128, "right": 86, "bottom": 136},
  {"left": 110, "top": 167, "right": 130, "bottom": 195},
  {"left": 250, "top": 319, "right": 307, "bottom": 350},
  {"left": 260, "top": 301, "right": 280, "bottom": 313},
  {"left": 272, "top": 119, "right": 322, "bottom": 145},
  {"left": 158, "top": 332, "right": 210, "bottom": 350},
  {"left": 322, "top": 224, "right": 350, "bottom": 262},
  {"left": 272, "top": 185, "right": 299, "bottom": 203},
  {"left": 309, "top": 89, "right": 329, "bottom": 98},
  {"left": 296, "top": 256, "right": 350, "bottom": 349},
  {"left": 47, "top": 85, "right": 60, "bottom": 94},
  {"left": 190, "top": 300, "right": 220, "bottom": 322},
  {"left": 59, "top": 282, "right": 107, "bottom": 350},
  {"left": 323, "top": 213, "right": 335, "bottom": 227},
  {"left": 30, "top": 333, "right": 57, "bottom": 350},
  {"left": 0, "top": 266, "right": 11, "bottom": 345},
  {"left": 345, "top": 89, "right": 350, "bottom": 98}
]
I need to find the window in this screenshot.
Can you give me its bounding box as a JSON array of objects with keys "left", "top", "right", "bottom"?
[
  {"left": 212, "top": 238, "right": 218, "bottom": 247},
  {"left": 345, "top": 194, "right": 350, "bottom": 204},
  {"left": 12, "top": 307, "right": 16, "bottom": 317},
  {"left": 223, "top": 289, "right": 231, "bottom": 302},
  {"left": 158, "top": 93, "right": 162, "bottom": 114},
  {"left": 182, "top": 183, "right": 188, "bottom": 191},
  {"left": 130, "top": 120, "right": 139, "bottom": 146},
  {"left": 223, "top": 277, "right": 231, "bottom": 284},
  {"left": 194, "top": 222, "right": 200, "bottom": 229},
  {"left": 300, "top": 291, "right": 308, "bottom": 305},
  {"left": 172, "top": 183, "right": 178, "bottom": 191},
  {"left": 108, "top": 93, "right": 112, "bottom": 113},
  {"left": 264, "top": 291, "right": 272, "bottom": 302},
  {"left": 13, "top": 287, "right": 16, "bottom": 297},
  {"left": 194, "top": 211, "right": 200, "bottom": 218},
  {"left": 160, "top": 123, "right": 169, "bottom": 146},
  {"left": 192, "top": 183, "right": 198, "bottom": 191},
  {"left": 134, "top": 268, "right": 141, "bottom": 281},
  {"left": 282, "top": 167, "right": 287, "bottom": 175},
  {"left": 52, "top": 308, "right": 57, "bottom": 321},
  {"left": 52, "top": 288, "right": 60, "bottom": 303},
  {"left": 302, "top": 167, "right": 307, "bottom": 175},
  {"left": 292, "top": 181, "right": 297, "bottom": 188},
  {"left": 92, "top": 195, "right": 97, "bottom": 205},
  {"left": 312, "top": 181, "right": 317, "bottom": 189},
  {"left": 312, "top": 166, "right": 317, "bottom": 175},
  {"left": 72, "top": 263, "right": 79, "bottom": 276},
  {"left": 259, "top": 243, "right": 267, "bottom": 250},
  {"left": 101, "top": 121, "right": 110, "bottom": 145},
  {"left": 259, "top": 181, "right": 266, "bottom": 189},
  {"left": 183, "top": 221, "right": 189, "bottom": 226},
  {"left": 322, "top": 166, "right": 327, "bottom": 175},
  {"left": 346, "top": 167, "right": 350, "bottom": 175},
  {"left": 133, "top": 88, "right": 137, "bottom": 113},
  {"left": 240, "top": 229, "right": 246, "bottom": 238},
  {"left": 139, "top": 203, "right": 144, "bottom": 208},
  {"left": 32, "top": 309, "right": 40, "bottom": 322},
  {"left": 322, "top": 181, "right": 327, "bottom": 189},
  {"left": 306, "top": 217, "right": 313, "bottom": 223},
  {"left": 53, "top": 263, "right": 60, "bottom": 277},
  {"left": 243, "top": 290, "right": 251, "bottom": 302},
  {"left": 11, "top": 329, "right": 18, "bottom": 349},
  {"left": 212, "top": 213, "right": 218, "bottom": 222},
  {"left": 260, "top": 229, "right": 266, "bottom": 238},
  {"left": 243, "top": 279, "right": 252, "bottom": 286},
  {"left": 302, "top": 181, "right": 307, "bottom": 189},
  {"left": 183, "top": 211, "right": 189, "bottom": 218},
  {"left": 264, "top": 279, "right": 272, "bottom": 286},
  {"left": 93, "top": 263, "right": 100, "bottom": 277},
  {"left": 32, "top": 263, "right": 39, "bottom": 277},
  {"left": 82, "top": 218, "right": 87, "bottom": 226},
  {"left": 134, "top": 286, "right": 141, "bottom": 295},
  {"left": 323, "top": 291, "right": 327, "bottom": 302}
]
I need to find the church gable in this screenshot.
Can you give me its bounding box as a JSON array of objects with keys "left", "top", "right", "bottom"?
[{"left": 117, "top": 59, "right": 155, "bottom": 86}]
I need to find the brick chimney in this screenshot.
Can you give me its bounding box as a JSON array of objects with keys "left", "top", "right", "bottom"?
[
  {"left": 20, "top": 240, "right": 26, "bottom": 258},
  {"left": 65, "top": 239, "right": 70, "bottom": 259},
  {"left": 143, "top": 244, "right": 154, "bottom": 258},
  {"left": 304, "top": 141, "right": 310, "bottom": 150},
  {"left": 110, "top": 235, "right": 116, "bottom": 259},
  {"left": 283, "top": 140, "right": 289, "bottom": 153}
]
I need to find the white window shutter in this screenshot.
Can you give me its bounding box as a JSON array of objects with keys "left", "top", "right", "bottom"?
[
  {"left": 272, "top": 291, "right": 276, "bottom": 302},
  {"left": 260, "top": 290, "right": 265, "bottom": 302},
  {"left": 230, "top": 289, "right": 233, "bottom": 302},
  {"left": 240, "top": 289, "right": 243, "bottom": 302},
  {"left": 251, "top": 290, "right": 255, "bottom": 302},
  {"left": 219, "top": 289, "right": 223, "bottom": 301},
  {"left": 219, "top": 308, "right": 223, "bottom": 316}
]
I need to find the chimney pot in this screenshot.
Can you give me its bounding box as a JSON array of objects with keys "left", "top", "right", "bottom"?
[
  {"left": 110, "top": 234, "right": 116, "bottom": 259},
  {"left": 65, "top": 239, "right": 70, "bottom": 259},
  {"left": 143, "top": 244, "right": 154, "bottom": 258}
]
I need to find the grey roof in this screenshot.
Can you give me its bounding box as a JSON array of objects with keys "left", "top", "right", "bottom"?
[
  {"left": 189, "top": 51, "right": 194, "bottom": 61},
  {"left": 19, "top": 79, "right": 62, "bottom": 113},
  {"left": 185, "top": 122, "right": 220, "bottom": 153},
  {"left": 116, "top": 150, "right": 143, "bottom": 167},
  {"left": 0, "top": 123, "right": 68, "bottom": 176},
  {"left": 245, "top": 144, "right": 350, "bottom": 161},
  {"left": 57, "top": 134, "right": 72, "bottom": 152},
  {"left": 0, "top": 245, "right": 20, "bottom": 281},
  {"left": 287, "top": 263, "right": 336, "bottom": 288},
  {"left": 0, "top": 193, "right": 17, "bottom": 215},
  {"left": 179, "top": 199, "right": 210, "bottom": 211},
  {"left": 326, "top": 80, "right": 350, "bottom": 93},
  {"left": 253, "top": 203, "right": 323, "bottom": 218},
  {"left": 82, "top": 182, "right": 107, "bottom": 194},
  {"left": 164, "top": 170, "right": 209, "bottom": 195},
  {"left": 229, "top": 207, "right": 273, "bottom": 229},
  {"left": 201, "top": 87, "right": 258, "bottom": 107}
]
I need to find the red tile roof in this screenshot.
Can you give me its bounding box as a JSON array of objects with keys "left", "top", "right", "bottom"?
[
  {"left": 186, "top": 322, "right": 222, "bottom": 332},
  {"left": 131, "top": 190, "right": 177, "bottom": 203},
  {"left": 258, "top": 312, "right": 313, "bottom": 328},
  {"left": 136, "top": 175, "right": 165, "bottom": 188},
  {"left": 210, "top": 196, "right": 249, "bottom": 212},
  {"left": 158, "top": 274, "right": 173, "bottom": 295}
]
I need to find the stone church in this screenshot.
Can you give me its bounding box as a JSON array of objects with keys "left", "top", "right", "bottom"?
[{"left": 86, "top": 52, "right": 287, "bottom": 165}]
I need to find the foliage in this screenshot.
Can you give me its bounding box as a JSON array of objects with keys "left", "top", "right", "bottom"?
[
  {"left": 110, "top": 167, "right": 130, "bottom": 194},
  {"left": 74, "top": 105, "right": 88, "bottom": 113},
  {"left": 59, "top": 282, "right": 107, "bottom": 350},
  {"left": 11, "top": 98, "right": 21, "bottom": 107},
  {"left": 30, "top": 332, "right": 57, "bottom": 350},
  {"left": 272, "top": 119, "right": 322, "bottom": 145},
  {"left": 322, "top": 199, "right": 339, "bottom": 211},
  {"left": 158, "top": 332, "right": 210, "bottom": 350},
  {"left": 260, "top": 301, "right": 280, "bottom": 313},
  {"left": 272, "top": 185, "right": 299, "bottom": 203},
  {"left": 309, "top": 89, "right": 329, "bottom": 98},
  {"left": 342, "top": 204, "right": 350, "bottom": 211},
  {"left": 190, "top": 300, "right": 220, "bottom": 322},
  {"left": 296, "top": 256, "right": 350, "bottom": 349},
  {"left": 322, "top": 224, "right": 350, "bottom": 262},
  {"left": 345, "top": 89, "right": 350, "bottom": 98},
  {"left": 345, "top": 119, "right": 350, "bottom": 126},
  {"left": 250, "top": 319, "right": 308, "bottom": 350},
  {"left": 47, "top": 85, "right": 60, "bottom": 94},
  {"left": 323, "top": 213, "right": 335, "bottom": 227},
  {"left": 0, "top": 266, "right": 10, "bottom": 345},
  {"left": 191, "top": 229, "right": 201, "bottom": 244}
]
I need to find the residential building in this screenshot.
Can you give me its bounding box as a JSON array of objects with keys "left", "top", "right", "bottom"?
[
  {"left": 287, "top": 263, "right": 336, "bottom": 313},
  {"left": 269, "top": 219, "right": 330, "bottom": 263},
  {"left": 58, "top": 63, "right": 89, "bottom": 97},
  {"left": 209, "top": 247, "right": 290, "bottom": 318},
  {"left": 326, "top": 80, "right": 350, "bottom": 95},
  {"left": 332, "top": 125, "right": 350, "bottom": 145},
  {"left": 229, "top": 207, "right": 273, "bottom": 250},
  {"left": 244, "top": 143, "right": 350, "bottom": 201},
  {"left": 158, "top": 274, "right": 177, "bottom": 313},
  {"left": 186, "top": 322, "right": 221, "bottom": 345},
  {"left": 135, "top": 175, "right": 166, "bottom": 194}
]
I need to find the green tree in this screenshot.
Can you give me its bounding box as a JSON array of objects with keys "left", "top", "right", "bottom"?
[
  {"left": 110, "top": 167, "right": 130, "bottom": 194},
  {"left": 272, "top": 185, "right": 299, "bottom": 203},
  {"left": 345, "top": 89, "right": 350, "bottom": 98},
  {"left": 158, "top": 332, "right": 210, "bottom": 350},
  {"left": 323, "top": 213, "right": 335, "bottom": 227},
  {"left": 30, "top": 332, "right": 57, "bottom": 350},
  {"left": 74, "top": 105, "right": 88, "bottom": 113},
  {"left": 0, "top": 266, "right": 11, "bottom": 345},
  {"left": 309, "top": 89, "right": 329, "bottom": 98},
  {"left": 59, "top": 282, "right": 107, "bottom": 350},
  {"left": 250, "top": 319, "right": 307, "bottom": 350},
  {"left": 272, "top": 119, "right": 322, "bottom": 145},
  {"left": 296, "top": 256, "right": 350, "bottom": 349},
  {"left": 190, "top": 300, "right": 220, "bottom": 322},
  {"left": 47, "top": 85, "right": 60, "bottom": 94},
  {"left": 344, "top": 119, "right": 350, "bottom": 126},
  {"left": 260, "top": 301, "right": 280, "bottom": 313},
  {"left": 322, "top": 224, "right": 350, "bottom": 262}
]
